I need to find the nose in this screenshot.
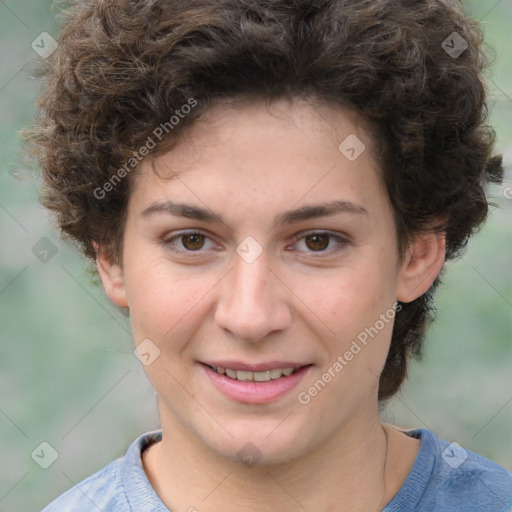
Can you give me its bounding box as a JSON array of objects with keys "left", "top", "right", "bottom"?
[{"left": 214, "top": 253, "right": 292, "bottom": 342}]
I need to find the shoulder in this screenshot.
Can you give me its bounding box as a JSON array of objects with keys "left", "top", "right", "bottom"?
[
  {"left": 40, "top": 457, "right": 127, "bottom": 512},
  {"left": 393, "top": 428, "right": 512, "bottom": 512},
  {"left": 40, "top": 430, "right": 164, "bottom": 512}
]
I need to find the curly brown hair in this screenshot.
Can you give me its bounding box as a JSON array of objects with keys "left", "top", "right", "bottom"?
[{"left": 28, "top": 0, "right": 503, "bottom": 401}]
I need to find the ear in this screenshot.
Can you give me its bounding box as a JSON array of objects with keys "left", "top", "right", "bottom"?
[
  {"left": 94, "top": 242, "right": 128, "bottom": 308},
  {"left": 396, "top": 231, "right": 446, "bottom": 303}
]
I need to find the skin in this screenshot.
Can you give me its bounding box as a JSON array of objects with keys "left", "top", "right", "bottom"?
[{"left": 97, "top": 98, "right": 445, "bottom": 511}]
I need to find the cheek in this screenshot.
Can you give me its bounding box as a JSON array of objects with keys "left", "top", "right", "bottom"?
[
  {"left": 308, "top": 263, "right": 397, "bottom": 368},
  {"left": 319, "top": 268, "right": 392, "bottom": 323},
  {"left": 123, "top": 258, "right": 213, "bottom": 342}
]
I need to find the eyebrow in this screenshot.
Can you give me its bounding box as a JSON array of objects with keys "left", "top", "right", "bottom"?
[{"left": 140, "top": 199, "right": 368, "bottom": 226}]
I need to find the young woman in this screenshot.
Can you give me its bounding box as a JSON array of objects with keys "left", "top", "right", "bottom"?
[{"left": 31, "top": 0, "right": 511, "bottom": 510}]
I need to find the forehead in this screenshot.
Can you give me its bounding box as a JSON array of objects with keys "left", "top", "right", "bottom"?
[
  {"left": 153, "top": 97, "right": 376, "bottom": 169},
  {"left": 128, "top": 98, "right": 387, "bottom": 220}
]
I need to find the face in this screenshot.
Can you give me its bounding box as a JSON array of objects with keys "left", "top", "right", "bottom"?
[{"left": 98, "top": 98, "right": 442, "bottom": 465}]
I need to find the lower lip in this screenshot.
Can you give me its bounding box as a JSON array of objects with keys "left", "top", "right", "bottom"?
[{"left": 201, "top": 364, "right": 312, "bottom": 404}]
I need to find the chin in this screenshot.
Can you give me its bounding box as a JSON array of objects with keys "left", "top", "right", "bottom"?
[{"left": 203, "top": 422, "right": 316, "bottom": 468}]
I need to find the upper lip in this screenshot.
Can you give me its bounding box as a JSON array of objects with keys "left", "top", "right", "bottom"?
[{"left": 201, "top": 360, "right": 312, "bottom": 372}]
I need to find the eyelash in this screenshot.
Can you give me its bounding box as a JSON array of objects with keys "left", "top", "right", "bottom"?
[{"left": 161, "top": 230, "right": 350, "bottom": 257}]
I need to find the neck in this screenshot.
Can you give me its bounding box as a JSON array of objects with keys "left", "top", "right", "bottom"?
[{"left": 143, "top": 408, "right": 400, "bottom": 512}]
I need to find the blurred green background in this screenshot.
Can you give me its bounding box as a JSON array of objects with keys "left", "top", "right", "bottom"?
[{"left": 0, "top": 1, "right": 510, "bottom": 510}]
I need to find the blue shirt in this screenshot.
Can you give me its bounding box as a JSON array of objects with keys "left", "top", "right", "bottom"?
[{"left": 41, "top": 428, "right": 512, "bottom": 511}]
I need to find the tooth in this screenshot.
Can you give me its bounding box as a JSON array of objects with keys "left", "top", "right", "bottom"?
[
  {"left": 226, "top": 368, "right": 237, "bottom": 379},
  {"left": 254, "top": 371, "right": 271, "bottom": 382},
  {"left": 236, "top": 370, "right": 254, "bottom": 381},
  {"left": 270, "top": 369, "right": 283, "bottom": 379},
  {"left": 221, "top": 367, "right": 297, "bottom": 381}
]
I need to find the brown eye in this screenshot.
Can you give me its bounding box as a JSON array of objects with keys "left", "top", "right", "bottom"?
[
  {"left": 305, "top": 234, "right": 330, "bottom": 251},
  {"left": 181, "top": 233, "right": 206, "bottom": 250},
  {"left": 290, "top": 231, "right": 349, "bottom": 255},
  {"left": 161, "top": 230, "right": 217, "bottom": 255}
]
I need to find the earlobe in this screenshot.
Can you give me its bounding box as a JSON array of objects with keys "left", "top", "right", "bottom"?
[
  {"left": 95, "top": 244, "right": 128, "bottom": 308},
  {"left": 396, "top": 231, "right": 446, "bottom": 303}
]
